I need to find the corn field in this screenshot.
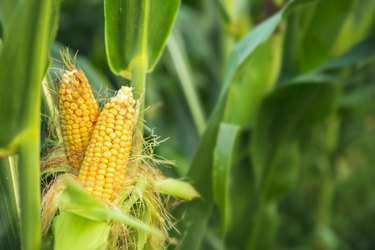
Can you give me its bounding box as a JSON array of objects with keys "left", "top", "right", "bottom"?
[{"left": 1, "top": 0, "right": 375, "bottom": 249}]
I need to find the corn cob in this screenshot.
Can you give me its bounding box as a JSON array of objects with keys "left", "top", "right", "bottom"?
[
  {"left": 59, "top": 69, "right": 99, "bottom": 169},
  {"left": 78, "top": 86, "right": 136, "bottom": 201}
]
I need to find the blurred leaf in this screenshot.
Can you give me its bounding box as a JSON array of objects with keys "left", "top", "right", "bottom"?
[
  {"left": 174, "top": 1, "right": 313, "bottom": 248},
  {"left": 104, "top": 0, "right": 180, "bottom": 78},
  {"left": 0, "top": 0, "right": 60, "bottom": 249},
  {"left": 284, "top": 33, "right": 375, "bottom": 84},
  {"left": 0, "top": 157, "right": 20, "bottom": 249},
  {"left": 251, "top": 82, "right": 339, "bottom": 200},
  {"left": 333, "top": 0, "right": 375, "bottom": 55},
  {"left": 318, "top": 33, "right": 375, "bottom": 71},
  {"left": 0, "top": 0, "right": 16, "bottom": 28},
  {"left": 261, "top": 141, "right": 300, "bottom": 201},
  {"left": 137, "top": 206, "right": 152, "bottom": 250},
  {"left": 298, "top": 0, "right": 354, "bottom": 72},
  {"left": 246, "top": 202, "right": 279, "bottom": 250},
  {"left": 154, "top": 178, "right": 199, "bottom": 201},
  {"left": 315, "top": 225, "right": 338, "bottom": 250},
  {"left": 167, "top": 29, "right": 206, "bottom": 135},
  {"left": 213, "top": 123, "right": 240, "bottom": 233},
  {"left": 225, "top": 31, "right": 283, "bottom": 126},
  {"left": 54, "top": 212, "right": 111, "bottom": 250}
]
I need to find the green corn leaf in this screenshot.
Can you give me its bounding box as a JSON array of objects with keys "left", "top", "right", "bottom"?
[
  {"left": 246, "top": 202, "right": 279, "bottom": 250},
  {"left": 284, "top": 33, "right": 375, "bottom": 84},
  {"left": 137, "top": 206, "right": 152, "bottom": 250},
  {"left": 173, "top": 1, "right": 312, "bottom": 249},
  {"left": 54, "top": 212, "right": 111, "bottom": 250},
  {"left": 167, "top": 29, "right": 206, "bottom": 135},
  {"left": 154, "top": 178, "right": 199, "bottom": 201},
  {"left": 296, "top": 0, "right": 354, "bottom": 72},
  {"left": 251, "top": 82, "right": 340, "bottom": 201},
  {"left": 0, "top": 0, "right": 60, "bottom": 249},
  {"left": 0, "top": 157, "right": 20, "bottom": 249},
  {"left": 318, "top": 33, "right": 375, "bottom": 71},
  {"left": 225, "top": 32, "right": 284, "bottom": 126},
  {"left": 332, "top": 0, "right": 375, "bottom": 56},
  {"left": 213, "top": 123, "right": 240, "bottom": 234},
  {"left": 0, "top": 0, "right": 16, "bottom": 28},
  {"left": 104, "top": 0, "right": 180, "bottom": 79},
  {"left": 57, "top": 178, "right": 164, "bottom": 238}
]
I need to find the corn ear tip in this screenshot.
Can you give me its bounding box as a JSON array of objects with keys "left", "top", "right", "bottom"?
[{"left": 60, "top": 47, "right": 79, "bottom": 71}]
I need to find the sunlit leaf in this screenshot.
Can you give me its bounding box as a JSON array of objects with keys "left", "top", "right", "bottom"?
[{"left": 54, "top": 212, "right": 111, "bottom": 250}]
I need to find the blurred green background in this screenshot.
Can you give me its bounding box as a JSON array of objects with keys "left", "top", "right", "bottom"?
[
  {"left": 51, "top": 0, "right": 375, "bottom": 249},
  {"left": 1, "top": 0, "right": 375, "bottom": 249}
]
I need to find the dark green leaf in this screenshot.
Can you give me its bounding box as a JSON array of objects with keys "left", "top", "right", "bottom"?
[
  {"left": 174, "top": 1, "right": 312, "bottom": 248},
  {"left": 246, "top": 202, "right": 279, "bottom": 250},
  {"left": 251, "top": 82, "right": 340, "bottom": 200},
  {"left": 319, "top": 33, "right": 375, "bottom": 71}
]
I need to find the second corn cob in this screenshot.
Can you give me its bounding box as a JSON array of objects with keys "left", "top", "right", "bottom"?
[{"left": 78, "top": 86, "right": 136, "bottom": 201}]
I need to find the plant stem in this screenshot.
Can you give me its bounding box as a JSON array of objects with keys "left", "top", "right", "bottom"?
[
  {"left": 18, "top": 131, "right": 41, "bottom": 250},
  {"left": 130, "top": 0, "right": 150, "bottom": 153},
  {"left": 131, "top": 57, "right": 147, "bottom": 153}
]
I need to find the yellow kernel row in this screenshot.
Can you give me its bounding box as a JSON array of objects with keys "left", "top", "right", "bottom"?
[{"left": 78, "top": 86, "right": 136, "bottom": 201}]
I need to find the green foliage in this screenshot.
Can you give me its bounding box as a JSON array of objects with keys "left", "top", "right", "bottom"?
[
  {"left": 1, "top": 0, "right": 375, "bottom": 249},
  {"left": 251, "top": 82, "right": 339, "bottom": 200},
  {"left": 0, "top": 0, "right": 60, "bottom": 249}
]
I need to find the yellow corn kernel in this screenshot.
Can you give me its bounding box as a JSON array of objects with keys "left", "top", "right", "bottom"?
[
  {"left": 79, "top": 86, "right": 136, "bottom": 201},
  {"left": 59, "top": 67, "right": 99, "bottom": 169}
]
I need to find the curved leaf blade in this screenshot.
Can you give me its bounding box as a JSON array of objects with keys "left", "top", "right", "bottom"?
[
  {"left": 173, "top": 1, "right": 312, "bottom": 249},
  {"left": 104, "top": 0, "right": 180, "bottom": 78}
]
